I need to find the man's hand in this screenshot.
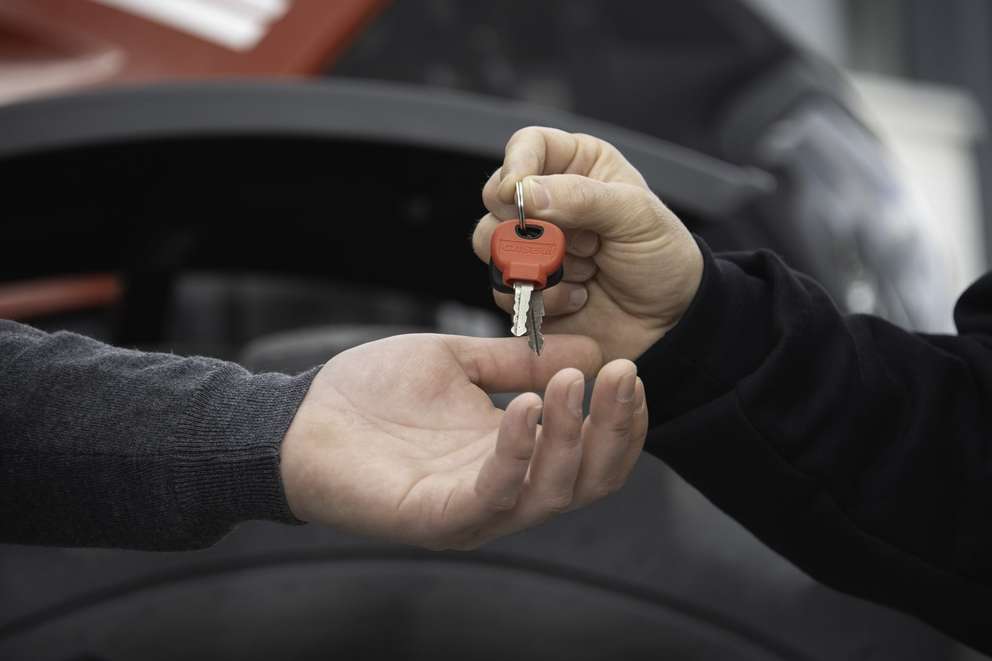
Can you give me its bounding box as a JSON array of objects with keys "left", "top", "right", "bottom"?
[
  {"left": 280, "top": 333, "right": 646, "bottom": 550},
  {"left": 472, "top": 126, "right": 704, "bottom": 361}
]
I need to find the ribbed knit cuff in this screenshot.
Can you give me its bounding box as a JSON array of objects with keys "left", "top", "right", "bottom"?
[
  {"left": 636, "top": 236, "right": 779, "bottom": 423},
  {"left": 170, "top": 366, "right": 319, "bottom": 537}
]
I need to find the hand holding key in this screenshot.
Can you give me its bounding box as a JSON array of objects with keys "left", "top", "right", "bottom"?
[
  {"left": 473, "top": 127, "right": 704, "bottom": 362},
  {"left": 280, "top": 333, "right": 646, "bottom": 550},
  {"left": 489, "top": 182, "right": 566, "bottom": 354}
]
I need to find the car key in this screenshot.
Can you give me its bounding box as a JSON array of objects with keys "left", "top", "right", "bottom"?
[
  {"left": 489, "top": 182, "right": 565, "bottom": 354},
  {"left": 527, "top": 285, "right": 546, "bottom": 354}
]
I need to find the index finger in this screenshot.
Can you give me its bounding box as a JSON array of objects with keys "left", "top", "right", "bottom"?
[
  {"left": 495, "top": 127, "right": 645, "bottom": 205},
  {"left": 496, "top": 127, "right": 581, "bottom": 204},
  {"left": 444, "top": 334, "right": 603, "bottom": 393}
]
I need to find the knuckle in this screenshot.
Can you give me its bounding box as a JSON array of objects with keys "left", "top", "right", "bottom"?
[
  {"left": 507, "top": 126, "right": 544, "bottom": 155},
  {"left": 599, "top": 476, "right": 626, "bottom": 498},
  {"left": 510, "top": 126, "right": 535, "bottom": 142},
  {"left": 635, "top": 190, "right": 673, "bottom": 230},
  {"left": 607, "top": 421, "right": 633, "bottom": 438},
  {"left": 642, "top": 189, "right": 667, "bottom": 217},
  {"left": 511, "top": 447, "right": 535, "bottom": 463},
  {"left": 573, "top": 132, "right": 620, "bottom": 166},
  {"left": 508, "top": 437, "right": 536, "bottom": 461},
  {"left": 560, "top": 179, "right": 604, "bottom": 215},
  {"left": 544, "top": 491, "right": 574, "bottom": 514},
  {"left": 482, "top": 168, "right": 501, "bottom": 194},
  {"left": 616, "top": 186, "right": 655, "bottom": 219},
  {"left": 559, "top": 428, "right": 583, "bottom": 448},
  {"left": 471, "top": 229, "right": 488, "bottom": 260},
  {"left": 575, "top": 131, "right": 614, "bottom": 150},
  {"left": 572, "top": 132, "right": 605, "bottom": 152},
  {"left": 488, "top": 493, "right": 518, "bottom": 512}
]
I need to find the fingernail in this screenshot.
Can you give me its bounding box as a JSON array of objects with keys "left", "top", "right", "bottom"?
[
  {"left": 527, "top": 405, "right": 543, "bottom": 430},
  {"left": 617, "top": 371, "right": 637, "bottom": 403},
  {"left": 569, "top": 287, "right": 588, "bottom": 308},
  {"left": 527, "top": 178, "right": 551, "bottom": 210},
  {"left": 567, "top": 379, "right": 585, "bottom": 417}
]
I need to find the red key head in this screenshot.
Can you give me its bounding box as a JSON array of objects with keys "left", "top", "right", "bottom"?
[{"left": 490, "top": 219, "right": 566, "bottom": 289}]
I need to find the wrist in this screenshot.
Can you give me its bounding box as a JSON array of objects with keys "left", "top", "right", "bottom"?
[
  {"left": 661, "top": 236, "right": 705, "bottom": 334},
  {"left": 278, "top": 363, "right": 348, "bottom": 527},
  {"left": 279, "top": 405, "right": 313, "bottom": 523},
  {"left": 623, "top": 236, "right": 704, "bottom": 361}
]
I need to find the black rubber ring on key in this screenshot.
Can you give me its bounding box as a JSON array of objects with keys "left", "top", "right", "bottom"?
[{"left": 489, "top": 260, "right": 564, "bottom": 294}]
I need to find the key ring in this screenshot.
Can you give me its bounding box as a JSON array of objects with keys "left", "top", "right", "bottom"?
[{"left": 516, "top": 181, "right": 527, "bottom": 233}]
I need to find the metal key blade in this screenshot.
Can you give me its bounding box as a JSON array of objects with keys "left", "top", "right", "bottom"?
[
  {"left": 527, "top": 290, "right": 545, "bottom": 354},
  {"left": 511, "top": 282, "right": 534, "bottom": 337}
]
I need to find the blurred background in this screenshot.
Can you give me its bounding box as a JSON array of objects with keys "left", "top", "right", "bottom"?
[
  {"left": 0, "top": 1, "right": 989, "bottom": 659},
  {"left": 751, "top": 0, "right": 989, "bottom": 324}
]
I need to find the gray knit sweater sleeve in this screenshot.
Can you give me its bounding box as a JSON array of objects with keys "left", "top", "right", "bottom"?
[{"left": 0, "top": 319, "right": 316, "bottom": 550}]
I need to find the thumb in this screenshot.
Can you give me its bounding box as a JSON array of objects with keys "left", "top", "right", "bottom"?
[
  {"left": 522, "top": 174, "right": 678, "bottom": 243},
  {"left": 444, "top": 334, "right": 603, "bottom": 393}
]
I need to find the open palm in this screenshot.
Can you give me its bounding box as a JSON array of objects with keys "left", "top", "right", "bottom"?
[{"left": 280, "top": 333, "right": 646, "bottom": 549}]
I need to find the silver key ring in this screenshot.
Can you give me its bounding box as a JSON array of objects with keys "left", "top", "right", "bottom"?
[{"left": 516, "top": 181, "right": 527, "bottom": 233}]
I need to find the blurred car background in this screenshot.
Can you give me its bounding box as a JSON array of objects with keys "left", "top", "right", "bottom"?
[{"left": 0, "top": 1, "right": 989, "bottom": 659}]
